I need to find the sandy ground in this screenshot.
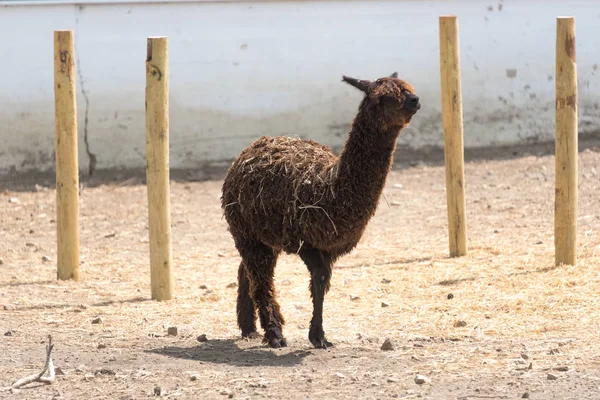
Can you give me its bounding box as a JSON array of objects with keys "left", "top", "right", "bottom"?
[{"left": 1, "top": 146, "right": 600, "bottom": 400}]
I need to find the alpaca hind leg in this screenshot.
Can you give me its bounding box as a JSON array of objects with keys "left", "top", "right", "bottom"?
[
  {"left": 299, "top": 247, "right": 333, "bottom": 349},
  {"left": 237, "top": 261, "right": 259, "bottom": 338},
  {"left": 238, "top": 241, "right": 286, "bottom": 348}
]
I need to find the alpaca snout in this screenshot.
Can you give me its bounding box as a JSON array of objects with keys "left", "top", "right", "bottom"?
[{"left": 405, "top": 94, "right": 420, "bottom": 111}]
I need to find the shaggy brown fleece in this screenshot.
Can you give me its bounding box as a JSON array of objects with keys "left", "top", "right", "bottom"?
[{"left": 221, "top": 72, "right": 421, "bottom": 348}]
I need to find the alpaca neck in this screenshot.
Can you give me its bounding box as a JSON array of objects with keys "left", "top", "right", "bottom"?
[{"left": 332, "top": 111, "right": 401, "bottom": 222}]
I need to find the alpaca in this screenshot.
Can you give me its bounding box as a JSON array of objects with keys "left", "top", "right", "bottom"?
[{"left": 221, "top": 72, "right": 420, "bottom": 348}]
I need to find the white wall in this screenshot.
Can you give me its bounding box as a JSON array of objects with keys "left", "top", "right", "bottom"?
[{"left": 0, "top": 0, "right": 599, "bottom": 174}]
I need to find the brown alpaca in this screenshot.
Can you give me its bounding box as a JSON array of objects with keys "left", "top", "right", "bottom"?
[{"left": 221, "top": 72, "right": 420, "bottom": 348}]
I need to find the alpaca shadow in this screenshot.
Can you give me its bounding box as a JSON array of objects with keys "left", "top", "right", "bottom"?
[{"left": 147, "top": 339, "right": 310, "bottom": 367}]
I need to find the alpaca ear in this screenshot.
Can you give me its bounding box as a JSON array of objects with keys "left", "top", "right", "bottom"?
[
  {"left": 389, "top": 72, "right": 398, "bottom": 78},
  {"left": 342, "top": 75, "right": 371, "bottom": 93}
]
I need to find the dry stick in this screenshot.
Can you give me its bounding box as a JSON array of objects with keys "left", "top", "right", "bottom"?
[
  {"left": 11, "top": 335, "right": 55, "bottom": 389},
  {"left": 54, "top": 30, "right": 80, "bottom": 280},
  {"left": 555, "top": 17, "right": 578, "bottom": 266},
  {"left": 145, "top": 37, "right": 174, "bottom": 301},
  {"left": 439, "top": 16, "right": 468, "bottom": 257}
]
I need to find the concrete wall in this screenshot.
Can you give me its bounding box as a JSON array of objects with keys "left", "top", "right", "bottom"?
[{"left": 1, "top": 0, "right": 599, "bottom": 175}]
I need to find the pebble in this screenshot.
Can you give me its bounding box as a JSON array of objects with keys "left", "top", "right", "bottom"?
[
  {"left": 335, "top": 372, "right": 346, "bottom": 379},
  {"left": 447, "top": 293, "right": 454, "bottom": 299},
  {"left": 8, "top": 197, "right": 20, "bottom": 203},
  {"left": 4, "top": 330, "right": 14, "bottom": 336},
  {"left": 453, "top": 320, "right": 467, "bottom": 328},
  {"left": 554, "top": 366, "right": 569, "bottom": 372},
  {"left": 91, "top": 317, "right": 102, "bottom": 324},
  {"left": 199, "top": 284, "right": 208, "bottom": 289},
  {"left": 95, "top": 368, "right": 116, "bottom": 376},
  {"left": 381, "top": 301, "right": 390, "bottom": 308},
  {"left": 381, "top": 338, "right": 394, "bottom": 351},
  {"left": 350, "top": 295, "right": 360, "bottom": 301},
  {"left": 197, "top": 334, "right": 208, "bottom": 342},
  {"left": 153, "top": 386, "right": 164, "bottom": 396},
  {"left": 42, "top": 255, "right": 51, "bottom": 262},
  {"left": 381, "top": 278, "right": 391, "bottom": 284},
  {"left": 521, "top": 353, "right": 529, "bottom": 360},
  {"left": 547, "top": 373, "right": 559, "bottom": 380},
  {"left": 414, "top": 374, "right": 430, "bottom": 384},
  {"left": 226, "top": 282, "right": 237, "bottom": 288},
  {"left": 97, "top": 343, "right": 107, "bottom": 349},
  {"left": 3, "top": 304, "right": 16, "bottom": 310},
  {"left": 167, "top": 326, "right": 178, "bottom": 336},
  {"left": 190, "top": 375, "right": 199, "bottom": 381},
  {"left": 387, "top": 377, "right": 399, "bottom": 383},
  {"left": 522, "top": 393, "right": 530, "bottom": 398},
  {"left": 392, "top": 183, "right": 403, "bottom": 189}
]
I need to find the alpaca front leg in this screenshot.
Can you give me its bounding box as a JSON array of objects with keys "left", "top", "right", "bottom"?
[
  {"left": 300, "top": 248, "right": 333, "bottom": 349},
  {"left": 237, "top": 262, "right": 259, "bottom": 339}
]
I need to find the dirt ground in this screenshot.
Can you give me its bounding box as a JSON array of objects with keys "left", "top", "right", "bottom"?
[{"left": 1, "top": 144, "right": 600, "bottom": 400}]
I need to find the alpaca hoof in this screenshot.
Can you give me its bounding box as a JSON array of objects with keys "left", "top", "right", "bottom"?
[
  {"left": 309, "top": 328, "right": 333, "bottom": 349},
  {"left": 242, "top": 330, "right": 261, "bottom": 339},
  {"left": 268, "top": 337, "right": 288, "bottom": 348},
  {"left": 264, "top": 329, "right": 287, "bottom": 348}
]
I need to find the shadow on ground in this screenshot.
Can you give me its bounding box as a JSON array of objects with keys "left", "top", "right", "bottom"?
[{"left": 147, "top": 339, "right": 311, "bottom": 367}]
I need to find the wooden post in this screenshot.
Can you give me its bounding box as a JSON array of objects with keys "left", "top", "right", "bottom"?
[
  {"left": 439, "top": 16, "right": 468, "bottom": 257},
  {"left": 145, "top": 37, "right": 173, "bottom": 300},
  {"left": 54, "top": 30, "right": 80, "bottom": 281},
  {"left": 555, "top": 17, "right": 578, "bottom": 266}
]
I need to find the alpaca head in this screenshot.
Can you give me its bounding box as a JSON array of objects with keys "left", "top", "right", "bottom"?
[{"left": 342, "top": 72, "right": 420, "bottom": 130}]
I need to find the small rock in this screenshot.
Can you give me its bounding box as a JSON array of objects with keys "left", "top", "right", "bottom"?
[
  {"left": 25, "top": 242, "right": 37, "bottom": 248},
  {"left": 91, "top": 317, "right": 102, "bottom": 324},
  {"left": 197, "top": 334, "right": 208, "bottom": 342},
  {"left": 29, "top": 229, "right": 35, "bottom": 234},
  {"left": 95, "top": 368, "right": 116, "bottom": 376},
  {"left": 381, "top": 301, "right": 390, "bottom": 308},
  {"left": 547, "top": 373, "right": 559, "bottom": 380},
  {"left": 335, "top": 372, "right": 346, "bottom": 379},
  {"left": 97, "top": 343, "right": 107, "bottom": 349},
  {"left": 167, "top": 326, "right": 178, "bottom": 336},
  {"left": 0, "top": 259, "right": 3, "bottom": 265},
  {"left": 381, "top": 278, "right": 391, "bottom": 284},
  {"left": 381, "top": 338, "right": 395, "bottom": 351},
  {"left": 536, "top": 241, "right": 544, "bottom": 245},
  {"left": 493, "top": 229, "right": 500, "bottom": 234},
  {"left": 4, "top": 330, "right": 14, "bottom": 336},
  {"left": 220, "top": 389, "right": 232, "bottom": 396},
  {"left": 414, "top": 374, "right": 430, "bottom": 384},
  {"left": 521, "top": 353, "right": 529, "bottom": 360},
  {"left": 55, "top": 367, "right": 65, "bottom": 376},
  {"left": 42, "top": 255, "right": 51, "bottom": 262},
  {"left": 447, "top": 293, "right": 454, "bottom": 300},
  {"left": 453, "top": 320, "right": 467, "bottom": 328},
  {"left": 392, "top": 183, "right": 404, "bottom": 189},
  {"left": 8, "top": 197, "right": 20, "bottom": 203},
  {"left": 190, "top": 375, "right": 199, "bottom": 381},
  {"left": 554, "top": 366, "right": 569, "bottom": 372},
  {"left": 226, "top": 282, "right": 237, "bottom": 288},
  {"left": 153, "top": 386, "right": 163, "bottom": 396},
  {"left": 548, "top": 348, "right": 560, "bottom": 355},
  {"left": 3, "top": 304, "right": 16, "bottom": 310},
  {"left": 387, "top": 377, "right": 399, "bottom": 383},
  {"left": 522, "top": 393, "right": 530, "bottom": 398},
  {"left": 199, "top": 284, "right": 208, "bottom": 290},
  {"left": 350, "top": 295, "right": 360, "bottom": 301}
]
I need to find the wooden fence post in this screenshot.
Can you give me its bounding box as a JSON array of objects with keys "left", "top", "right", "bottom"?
[
  {"left": 145, "top": 36, "right": 174, "bottom": 300},
  {"left": 54, "top": 30, "right": 80, "bottom": 281},
  {"left": 439, "top": 16, "right": 468, "bottom": 257}
]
